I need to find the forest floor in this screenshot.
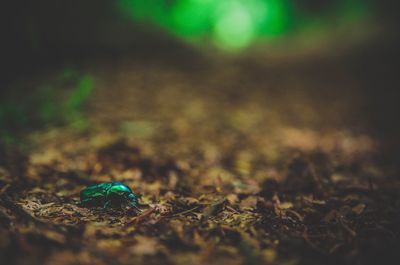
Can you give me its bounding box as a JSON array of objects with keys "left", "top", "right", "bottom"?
[{"left": 1, "top": 46, "right": 400, "bottom": 265}]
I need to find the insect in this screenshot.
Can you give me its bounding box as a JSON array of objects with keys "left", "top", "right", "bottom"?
[{"left": 80, "top": 181, "right": 139, "bottom": 210}]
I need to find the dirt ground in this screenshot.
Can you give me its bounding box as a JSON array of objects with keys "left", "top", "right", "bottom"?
[{"left": 1, "top": 43, "right": 400, "bottom": 265}]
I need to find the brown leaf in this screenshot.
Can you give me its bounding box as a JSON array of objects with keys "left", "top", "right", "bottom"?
[{"left": 132, "top": 236, "right": 160, "bottom": 255}]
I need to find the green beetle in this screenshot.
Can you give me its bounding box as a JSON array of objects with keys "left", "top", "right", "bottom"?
[{"left": 80, "top": 181, "right": 139, "bottom": 210}]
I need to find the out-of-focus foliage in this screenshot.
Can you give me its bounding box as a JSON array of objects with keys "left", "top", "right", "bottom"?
[
  {"left": 63, "top": 73, "right": 94, "bottom": 126},
  {"left": 118, "top": 0, "right": 369, "bottom": 50},
  {"left": 0, "top": 70, "right": 94, "bottom": 147}
]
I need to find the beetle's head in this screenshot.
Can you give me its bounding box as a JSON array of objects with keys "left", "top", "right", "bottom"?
[
  {"left": 109, "top": 183, "right": 140, "bottom": 210},
  {"left": 127, "top": 193, "right": 140, "bottom": 209}
]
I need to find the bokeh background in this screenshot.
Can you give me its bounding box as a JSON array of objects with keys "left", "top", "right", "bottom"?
[{"left": 1, "top": 0, "right": 400, "bottom": 169}]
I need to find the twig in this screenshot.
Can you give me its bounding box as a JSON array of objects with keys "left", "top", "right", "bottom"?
[{"left": 171, "top": 206, "right": 200, "bottom": 217}]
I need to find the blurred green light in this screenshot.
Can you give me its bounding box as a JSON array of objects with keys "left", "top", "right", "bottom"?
[
  {"left": 118, "top": 0, "right": 291, "bottom": 50},
  {"left": 171, "top": 0, "right": 214, "bottom": 36},
  {"left": 213, "top": 1, "right": 256, "bottom": 50},
  {"left": 117, "top": 0, "right": 368, "bottom": 51},
  {"left": 259, "top": 0, "right": 291, "bottom": 35}
]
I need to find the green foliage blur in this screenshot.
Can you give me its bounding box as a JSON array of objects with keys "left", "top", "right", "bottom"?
[
  {"left": 0, "top": 69, "right": 94, "bottom": 148},
  {"left": 118, "top": 0, "right": 369, "bottom": 50}
]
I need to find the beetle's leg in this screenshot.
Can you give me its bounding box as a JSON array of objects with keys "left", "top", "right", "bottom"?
[
  {"left": 103, "top": 200, "right": 111, "bottom": 209},
  {"left": 79, "top": 199, "right": 91, "bottom": 207},
  {"left": 129, "top": 201, "right": 141, "bottom": 212}
]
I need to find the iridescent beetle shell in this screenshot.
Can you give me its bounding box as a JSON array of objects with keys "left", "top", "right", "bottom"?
[{"left": 80, "top": 181, "right": 139, "bottom": 209}]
